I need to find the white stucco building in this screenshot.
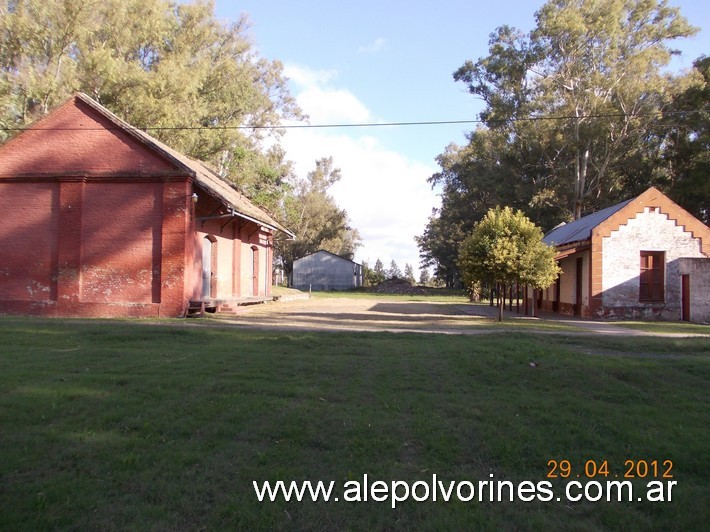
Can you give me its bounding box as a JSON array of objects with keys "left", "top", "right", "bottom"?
[{"left": 539, "top": 187, "right": 709, "bottom": 322}]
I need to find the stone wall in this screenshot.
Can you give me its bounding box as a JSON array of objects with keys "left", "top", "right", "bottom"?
[
  {"left": 678, "top": 257, "right": 710, "bottom": 323},
  {"left": 600, "top": 208, "right": 704, "bottom": 319}
]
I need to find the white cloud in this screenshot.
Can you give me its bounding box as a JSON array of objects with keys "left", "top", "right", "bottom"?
[
  {"left": 296, "top": 87, "right": 372, "bottom": 125},
  {"left": 281, "top": 64, "right": 439, "bottom": 276},
  {"left": 358, "top": 37, "right": 387, "bottom": 54},
  {"left": 284, "top": 64, "right": 338, "bottom": 87},
  {"left": 284, "top": 63, "right": 372, "bottom": 125}
]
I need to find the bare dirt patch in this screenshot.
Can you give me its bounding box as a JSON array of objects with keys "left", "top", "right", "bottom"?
[{"left": 216, "top": 297, "right": 487, "bottom": 333}]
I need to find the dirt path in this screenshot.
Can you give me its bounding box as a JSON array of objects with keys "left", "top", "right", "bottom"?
[
  {"left": 215, "top": 297, "right": 488, "bottom": 334},
  {"left": 207, "top": 296, "right": 707, "bottom": 337}
]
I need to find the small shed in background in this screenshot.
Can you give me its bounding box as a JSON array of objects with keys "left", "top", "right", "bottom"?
[{"left": 292, "top": 250, "right": 363, "bottom": 291}]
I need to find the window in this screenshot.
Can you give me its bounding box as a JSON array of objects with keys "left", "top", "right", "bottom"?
[{"left": 639, "top": 251, "right": 664, "bottom": 302}]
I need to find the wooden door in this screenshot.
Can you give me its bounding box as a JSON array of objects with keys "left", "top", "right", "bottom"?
[
  {"left": 251, "top": 246, "right": 259, "bottom": 297},
  {"left": 202, "top": 237, "right": 212, "bottom": 298},
  {"left": 681, "top": 274, "right": 690, "bottom": 322},
  {"left": 575, "top": 257, "right": 583, "bottom": 316}
]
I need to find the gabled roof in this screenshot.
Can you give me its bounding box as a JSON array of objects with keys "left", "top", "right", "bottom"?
[
  {"left": 75, "top": 93, "right": 293, "bottom": 237},
  {"left": 543, "top": 199, "right": 633, "bottom": 247},
  {"left": 294, "top": 249, "right": 361, "bottom": 266}
]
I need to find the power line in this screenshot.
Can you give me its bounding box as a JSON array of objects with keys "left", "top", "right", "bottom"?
[{"left": 0, "top": 109, "right": 705, "bottom": 131}]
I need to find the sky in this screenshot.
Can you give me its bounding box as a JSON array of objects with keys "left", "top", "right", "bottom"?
[{"left": 214, "top": 1, "right": 708, "bottom": 277}]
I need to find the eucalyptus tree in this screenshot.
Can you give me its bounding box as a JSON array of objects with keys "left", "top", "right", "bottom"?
[
  {"left": 658, "top": 56, "right": 710, "bottom": 224},
  {"left": 454, "top": 0, "right": 698, "bottom": 218},
  {"left": 276, "top": 157, "right": 361, "bottom": 281},
  {"left": 0, "top": 0, "right": 302, "bottom": 211}
]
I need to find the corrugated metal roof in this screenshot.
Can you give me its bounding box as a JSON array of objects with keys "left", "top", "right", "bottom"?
[
  {"left": 543, "top": 199, "right": 633, "bottom": 246},
  {"left": 294, "top": 250, "right": 361, "bottom": 266},
  {"left": 76, "top": 93, "right": 293, "bottom": 237}
]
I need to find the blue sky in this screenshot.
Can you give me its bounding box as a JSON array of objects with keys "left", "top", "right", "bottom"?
[{"left": 214, "top": 1, "right": 708, "bottom": 276}]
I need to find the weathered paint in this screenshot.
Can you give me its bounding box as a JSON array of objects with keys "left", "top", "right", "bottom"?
[
  {"left": 677, "top": 258, "right": 710, "bottom": 323},
  {"left": 538, "top": 188, "right": 710, "bottom": 322},
  {"left": 599, "top": 208, "right": 704, "bottom": 320},
  {"left": 0, "top": 95, "right": 277, "bottom": 317}
]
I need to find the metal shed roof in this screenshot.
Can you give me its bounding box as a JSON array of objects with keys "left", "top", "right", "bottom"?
[{"left": 543, "top": 199, "right": 633, "bottom": 247}]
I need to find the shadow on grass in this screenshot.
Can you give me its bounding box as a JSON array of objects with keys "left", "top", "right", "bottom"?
[{"left": 1, "top": 320, "right": 708, "bottom": 530}]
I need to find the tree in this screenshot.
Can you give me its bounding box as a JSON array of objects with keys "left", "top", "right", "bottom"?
[
  {"left": 276, "top": 157, "right": 361, "bottom": 281},
  {"left": 658, "top": 56, "right": 710, "bottom": 224},
  {"left": 458, "top": 206, "right": 560, "bottom": 321},
  {"left": 387, "top": 260, "right": 402, "bottom": 280},
  {"left": 419, "top": 268, "right": 431, "bottom": 286},
  {"left": 421, "top": 0, "right": 701, "bottom": 286},
  {"left": 404, "top": 263, "right": 415, "bottom": 285},
  {"left": 0, "top": 0, "right": 303, "bottom": 212},
  {"left": 417, "top": 129, "right": 553, "bottom": 285},
  {"left": 371, "top": 259, "right": 386, "bottom": 285},
  {"left": 453, "top": 0, "right": 698, "bottom": 219}
]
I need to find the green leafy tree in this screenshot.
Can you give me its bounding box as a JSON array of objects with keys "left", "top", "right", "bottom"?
[
  {"left": 371, "top": 258, "right": 386, "bottom": 285},
  {"left": 360, "top": 261, "right": 371, "bottom": 287},
  {"left": 404, "top": 263, "right": 415, "bottom": 285},
  {"left": 0, "top": 0, "right": 303, "bottom": 212},
  {"left": 421, "top": 0, "right": 701, "bottom": 284},
  {"left": 458, "top": 206, "right": 560, "bottom": 321},
  {"left": 658, "top": 56, "right": 710, "bottom": 224},
  {"left": 387, "top": 260, "right": 402, "bottom": 280},
  {"left": 418, "top": 268, "right": 431, "bottom": 286},
  {"left": 417, "top": 129, "right": 553, "bottom": 285},
  {"left": 277, "top": 157, "right": 361, "bottom": 281},
  {"left": 454, "top": 0, "right": 698, "bottom": 218}
]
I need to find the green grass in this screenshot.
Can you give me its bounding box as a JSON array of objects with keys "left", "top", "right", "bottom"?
[
  {"left": 612, "top": 321, "right": 710, "bottom": 335},
  {"left": 1, "top": 318, "right": 708, "bottom": 530}
]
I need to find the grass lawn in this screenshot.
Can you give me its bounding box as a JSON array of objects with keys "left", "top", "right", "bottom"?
[
  {"left": 612, "top": 321, "right": 710, "bottom": 335},
  {"left": 1, "top": 318, "right": 708, "bottom": 530}
]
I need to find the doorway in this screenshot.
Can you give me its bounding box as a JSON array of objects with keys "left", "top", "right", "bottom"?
[
  {"left": 575, "top": 257, "right": 583, "bottom": 316},
  {"left": 681, "top": 274, "right": 690, "bottom": 322},
  {"left": 251, "top": 246, "right": 259, "bottom": 297},
  {"left": 202, "top": 237, "right": 212, "bottom": 298},
  {"left": 202, "top": 236, "right": 217, "bottom": 299}
]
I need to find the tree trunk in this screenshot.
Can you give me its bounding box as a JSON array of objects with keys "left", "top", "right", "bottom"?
[
  {"left": 508, "top": 285, "right": 513, "bottom": 311},
  {"left": 573, "top": 113, "right": 591, "bottom": 220},
  {"left": 498, "top": 283, "right": 504, "bottom": 322},
  {"left": 516, "top": 282, "right": 520, "bottom": 314}
]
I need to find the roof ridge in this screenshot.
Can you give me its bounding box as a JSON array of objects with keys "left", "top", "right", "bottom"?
[
  {"left": 543, "top": 197, "right": 634, "bottom": 247},
  {"left": 72, "top": 93, "right": 292, "bottom": 237}
]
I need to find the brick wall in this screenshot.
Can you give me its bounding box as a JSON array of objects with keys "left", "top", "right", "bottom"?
[
  {"left": 0, "top": 99, "right": 175, "bottom": 178},
  {"left": 0, "top": 97, "right": 193, "bottom": 318},
  {"left": 0, "top": 182, "right": 59, "bottom": 301},
  {"left": 81, "top": 182, "right": 162, "bottom": 304}
]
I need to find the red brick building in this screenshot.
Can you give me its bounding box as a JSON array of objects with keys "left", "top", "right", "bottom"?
[{"left": 0, "top": 93, "right": 292, "bottom": 318}]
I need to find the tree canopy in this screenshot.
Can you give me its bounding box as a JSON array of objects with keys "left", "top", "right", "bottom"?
[
  {"left": 0, "top": 0, "right": 364, "bottom": 267},
  {"left": 419, "top": 0, "right": 706, "bottom": 284},
  {"left": 458, "top": 207, "right": 560, "bottom": 321},
  {"left": 0, "top": 0, "right": 303, "bottom": 211},
  {"left": 276, "top": 157, "right": 361, "bottom": 281}
]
